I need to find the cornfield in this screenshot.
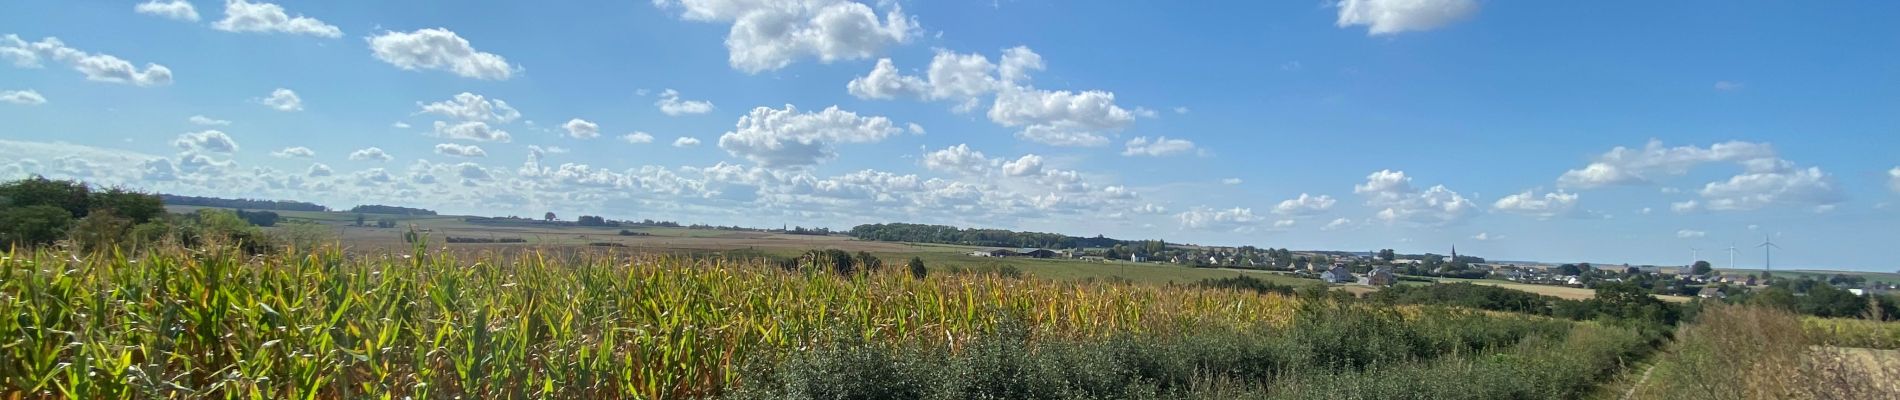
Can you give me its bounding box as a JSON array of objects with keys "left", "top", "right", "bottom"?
[
  {"left": 1, "top": 243, "right": 1304, "bottom": 398},
  {"left": 1803, "top": 316, "right": 1900, "bottom": 350}
]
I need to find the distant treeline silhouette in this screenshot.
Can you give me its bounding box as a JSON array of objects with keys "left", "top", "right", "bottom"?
[
  {"left": 848, "top": 222, "right": 1138, "bottom": 249},
  {"left": 160, "top": 194, "right": 327, "bottom": 212},
  {"left": 350, "top": 204, "right": 437, "bottom": 215},
  {"left": 444, "top": 236, "right": 526, "bottom": 243}
]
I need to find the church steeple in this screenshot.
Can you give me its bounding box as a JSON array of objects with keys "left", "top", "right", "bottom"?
[{"left": 1451, "top": 245, "right": 1457, "bottom": 263}]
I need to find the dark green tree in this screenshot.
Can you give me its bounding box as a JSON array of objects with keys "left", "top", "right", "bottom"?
[
  {"left": 0, "top": 176, "right": 91, "bottom": 217},
  {"left": 89, "top": 187, "right": 164, "bottom": 224},
  {"left": 1558, "top": 264, "right": 1583, "bottom": 276},
  {"left": 1592, "top": 281, "right": 1679, "bottom": 326},
  {"left": 1689, "top": 260, "right": 1713, "bottom": 276},
  {"left": 907, "top": 257, "right": 927, "bottom": 279},
  {"left": 0, "top": 205, "right": 75, "bottom": 247},
  {"left": 70, "top": 209, "right": 133, "bottom": 252},
  {"left": 854, "top": 251, "right": 883, "bottom": 273}
]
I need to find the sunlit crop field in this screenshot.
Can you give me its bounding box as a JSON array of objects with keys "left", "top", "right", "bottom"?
[{"left": 0, "top": 244, "right": 1308, "bottom": 398}]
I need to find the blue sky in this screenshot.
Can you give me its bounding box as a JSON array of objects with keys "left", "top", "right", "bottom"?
[{"left": 3, "top": 0, "right": 1898, "bottom": 271}]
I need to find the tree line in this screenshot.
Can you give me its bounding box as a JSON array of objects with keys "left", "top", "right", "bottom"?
[
  {"left": 349, "top": 204, "right": 437, "bottom": 215},
  {"left": 158, "top": 194, "right": 328, "bottom": 212},
  {"left": 0, "top": 176, "right": 311, "bottom": 253},
  {"left": 847, "top": 223, "right": 1146, "bottom": 249}
]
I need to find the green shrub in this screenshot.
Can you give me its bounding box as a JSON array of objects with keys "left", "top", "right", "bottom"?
[
  {"left": 0, "top": 204, "right": 73, "bottom": 248},
  {"left": 907, "top": 257, "right": 927, "bottom": 279},
  {"left": 69, "top": 209, "right": 132, "bottom": 252}
]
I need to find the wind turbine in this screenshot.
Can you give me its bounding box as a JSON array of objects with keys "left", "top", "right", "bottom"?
[
  {"left": 1690, "top": 247, "right": 1701, "bottom": 265},
  {"left": 1755, "top": 235, "right": 1779, "bottom": 280},
  {"left": 1726, "top": 242, "right": 1739, "bottom": 271}
]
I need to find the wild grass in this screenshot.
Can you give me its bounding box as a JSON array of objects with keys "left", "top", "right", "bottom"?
[
  {"left": 1, "top": 241, "right": 1651, "bottom": 399},
  {"left": 1623, "top": 304, "right": 1900, "bottom": 399},
  {"left": 1803, "top": 316, "right": 1900, "bottom": 350}
]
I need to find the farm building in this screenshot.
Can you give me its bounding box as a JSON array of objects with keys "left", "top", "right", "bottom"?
[
  {"left": 1018, "top": 249, "right": 1059, "bottom": 258},
  {"left": 973, "top": 249, "right": 1018, "bottom": 257}
]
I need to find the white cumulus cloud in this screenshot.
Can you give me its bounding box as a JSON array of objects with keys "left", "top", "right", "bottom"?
[
  {"left": 434, "top": 143, "right": 486, "bottom": 157},
  {"left": 1177, "top": 206, "right": 1264, "bottom": 232},
  {"left": 349, "top": 147, "right": 392, "bottom": 162},
  {"left": 271, "top": 146, "right": 314, "bottom": 158},
  {"left": 260, "top": 88, "right": 302, "bottom": 111},
  {"left": 367, "top": 28, "right": 516, "bottom": 80},
  {"left": 651, "top": 0, "right": 920, "bottom": 73},
  {"left": 849, "top": 46, "right": 1139, "bottom": 147},
  {"left": 846, "top": 58, "right": 926, "bottom": 99},
  {"left": 991, "top": 87, "right": 1133, "bottom": 147},
  {"left": 674, "top": 136, "right": 702, "bottom": 148},
  {"left": 213, "top": 0, "right": 341, "bottom": 38},
  {"left": 1335, "top": 0, "right": 1479, "bottom": 35},
  {"left": 1354, "top": 169, "right": 1476, "bottom": 225},
  {"left": 418, "top": 92, "right": 520, "bottom": 123},
  {"left": 562, "top": 118, "right": 599, "bottom": 139},
  {"left": 1558, "top": 140, "right": 1777, "bottom": 188},
  {"left": 716, "top": 104, "right": 902, "bottom": 167},
  {"left": 172, "top": 130, "right": 239, "bottom": 153},
  {"left": 188, "top": 115, "right": 231, "bottom": 125},
  {"left": 135, "top": 0, "right": 200, "bottom": 22},
  {"left": 1698, "top": 165, "right": 1842, "bottom": 211},
  {"left": 922, "top": 144, "right": 991, "bottom": 175},
  {"left": 1273, "top": 193, "right": 1336, "bottom": 216},
  {"left": 432, "top": 121, "right": 511, "bottom": 142},
  {"left": 1671, "top": 200, "right": 1700, "bottom": 214},
  {"left": 1676, "top": 229, "right": 1706, "bottom": 239},
  {"left": 655, "top": 89, "right": 713, "bottom": 116},
  {"left": 621, "top": 132, "right": 655, "bottom": 144},
  {"left": 0, "top": 89, "right": 45, "bottom": 105},
  {"left": 1001, "top": 154, "right": 1043, "bottom": 177},
  {"left": 1121, "top": 136, "right": 1197, "bottom": 157},
  {"left": 1491, "top": 189, "right": 1582, "bottom": 219},
  {"left": 1889, "top": 167, "right": 1900, "bottom": 193},
  {"left": 2, "top": 35, "right": 174, "bottom": 86},
  {"left": 847, "top": 48, "right": 1015, "bottom": 103}
]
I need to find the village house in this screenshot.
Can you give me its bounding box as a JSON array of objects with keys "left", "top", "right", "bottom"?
[
  {"left": 1320, "top": 264, "right": 1354, "bottom": 284},
  {"left": 1361, "top": 267, "right": 1397, "bottom": 286}
]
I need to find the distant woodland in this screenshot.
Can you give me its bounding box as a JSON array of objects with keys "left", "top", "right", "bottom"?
[{"left": 159, "top": 194, "right": 327, "bottom": 212}]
